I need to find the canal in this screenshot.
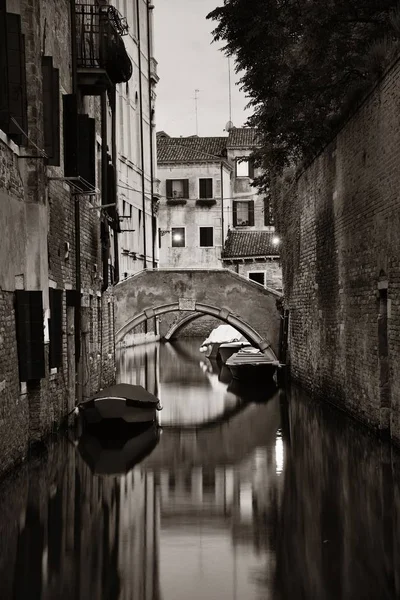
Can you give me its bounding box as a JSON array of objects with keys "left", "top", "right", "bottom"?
[{"left": 0, "top": 338, "right": 398, "bottom": 599}]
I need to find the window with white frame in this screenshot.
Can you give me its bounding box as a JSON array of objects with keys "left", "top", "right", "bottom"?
[
  {"left": 171, "top": 227, "right": 185, "bottom": 247},
  {"left": 199, "top": 178, "right": 213, "bottom": 199},
  {"left": 199, "top": 227, "right": 213, "bottom": 247},
  {"left": 166, "top": 179, "right": 189, "bottom": 199}
]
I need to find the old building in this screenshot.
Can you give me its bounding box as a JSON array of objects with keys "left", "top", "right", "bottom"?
[
  {"left": 0, "top": 0, "right": 136, "bottom": 476},
  {"left": 157, "top": 127, "right": 282, "bottom": 288},
  {"left": 157, "top": 133, "right": 232, "bottom": 269},
  {"left": 113, "top": 0, "right": 159, "bottom": 278}
]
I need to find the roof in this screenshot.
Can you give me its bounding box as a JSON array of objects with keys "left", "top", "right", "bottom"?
[
  {"left": 227, "top": 128, "right": 260, "bottom": 148},
  {"left": 222, "top": 230, "right": 280, "bottom": 259},
  {"left": 157, "top": 136, "right": 228, "bottom": 163}
]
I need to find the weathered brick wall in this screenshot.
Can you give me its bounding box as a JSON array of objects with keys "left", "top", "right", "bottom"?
[
  {"left": 225, "top": 260, "right": 282, "bottom": 292},
  {"left": 276, "top": 58, "right": 400, "bottom": 442}
]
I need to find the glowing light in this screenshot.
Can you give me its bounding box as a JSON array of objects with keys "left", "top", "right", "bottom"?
[
  {"left": 275, "top": 430, "right": 284, "bottom": 474},
  {"left": 272, "top": 236, "right": 281, "bottom": 246},
  {"left": 173, "top": 233, "right": 182, "bottom": 242}
]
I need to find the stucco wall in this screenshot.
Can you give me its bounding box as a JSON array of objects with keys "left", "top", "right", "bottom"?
[
  {"left": 276, "top": 58, "right": 400, "bottom": 442},
  {"left": 158, "top": 162, "right": 232, "bottom": 269}
]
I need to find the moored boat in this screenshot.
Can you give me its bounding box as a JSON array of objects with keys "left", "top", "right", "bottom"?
[
  {"left": 217, "top": 341, "right": 251, "bottom": 365},
  {"left": 199, "top": 324, "right": 245, "bottom": 358},
  {"left": 79, "top": 383, "right": 162, "bottom": 425},
  {"left": 225, "top": 347, "right": 280, "bottom": 382}
]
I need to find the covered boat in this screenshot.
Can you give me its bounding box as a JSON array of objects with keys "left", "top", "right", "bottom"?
[
  {"left": 199, "top": 324, "right": 245, "bottom": 359},
  {"left": 225, "top": 346, "right": 280, "bottom": 382},
  {"left": 79, "top": 383, "right": 162, "bottom": 425}
]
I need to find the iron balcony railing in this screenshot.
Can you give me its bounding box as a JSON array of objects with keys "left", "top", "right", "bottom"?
[{"left": 75, "top": 4, "right": 132, "bottom": 85}]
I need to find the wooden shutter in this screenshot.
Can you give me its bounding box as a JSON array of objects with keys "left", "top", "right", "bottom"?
[
  {"left": 42, "top": 56, "right": 60, "bottom": 165},
  {"left": 6, "top": 13, "right": 27, "bottom": 145},
  {"left": 206, "top": 178, "right": 213, "bottom": 198},
  {"left": 78, "top": 114, "right": 95, "bottom": 190},
  {"left": 233, "top": 202, "right": 238, "bottom": 226},
  {"left": 183, "top": 179, "right": 189, "bottom": 198},
  {"left": 15, "top": 291, "right": 45, "bottom": 381},
  {"left": 0, "top": 1, "right": 8, "bottom": 134},
  {"left": 249, "top": 159, "right": 255, "bottom": 179},
  {"left": 63, "top": 94, "right": 79, "bottom": 178},
  {"left": 199, "top": 179, "right": 206, "bottom": 199},
  {"left": 166, "top": 180, "right": 172, "bottom": 198},
  {"left": 248, "top": 200, "right": 255, "bottom": 226},
  {"left": 49, "top": 288, "right": 63, "bottom": 369}
]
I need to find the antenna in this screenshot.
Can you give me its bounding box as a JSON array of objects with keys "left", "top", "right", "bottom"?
[
  {"left": 194, "top": 89, "right": 200, "bottom": 135},
  {"left": 228, "top": 57, "right": 232, "bottom": 123}
]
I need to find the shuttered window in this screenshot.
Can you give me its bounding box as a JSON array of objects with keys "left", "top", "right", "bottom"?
[
  {"left": 233, "top": 201, "right": 254, "bottom": 226},
  {"left": 199, "top": 227, "right": 213, "bottom": 247},
  {"left": 0, "top": 12, "right": 28, "bottom": 145},
  {"left": 63, "top": 95, "right": 95, "bottom": 191},
  {"left": 49, "top": 288, "right": 63, "bottom": 369},
  {"left": 42, "top": 56, "right": 60, "bottom": 165},
  {"left": 166, "top": 179, "right": 189, "bottom": 199},
  {"left": 199, "top": 178, "right": 213, "bottom": 199},
  {"left": 15, "top": 291, "right": 45, "bottom": 381}
]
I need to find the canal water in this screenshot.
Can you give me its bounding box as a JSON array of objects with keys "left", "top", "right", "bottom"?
[{"left": 0, "top": 338, "right": 399, "bottom": 599}]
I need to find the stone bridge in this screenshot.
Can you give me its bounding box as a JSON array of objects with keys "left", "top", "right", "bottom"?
[{"left": 114, "top": 269, "right": 283, "bottom": 357}]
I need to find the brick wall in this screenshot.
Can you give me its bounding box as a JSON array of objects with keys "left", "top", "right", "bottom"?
[{"left": 275, "top": 58, "right": 400, "bottom": 442}]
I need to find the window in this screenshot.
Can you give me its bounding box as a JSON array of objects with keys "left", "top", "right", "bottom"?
[
  {"left": 171, "top": 227, "right": 185, "bottom": 247},
  {"left": 0, "top": 10, "right": 28, "bottom": 145},
  {"left": 236, "top": 158, "right": 255, "bottom": 178},
  {"left": 42, "top": 56, "right": 60, "bottom": 165},
  {"left": 249, "top": 272, "right": 265, "bottom": 286},
  {"left": 199, "top": 227, "right": 213, "bottom": 247},
  {"left": 233, "top": 201, "right": 254, "bottom": 226},
  {"left": 199, "top": 178, "right": 213, "bottom": 199},
  {"left": 236, "top": 158, "right": 249, "bottom": 177},
  {"left": 166, "top": 179, "right": 189, "bottom": 199}
]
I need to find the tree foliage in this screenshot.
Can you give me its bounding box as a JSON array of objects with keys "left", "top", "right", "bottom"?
[{"left": 207, "top": 0, "right": 400, "bottom": 187}]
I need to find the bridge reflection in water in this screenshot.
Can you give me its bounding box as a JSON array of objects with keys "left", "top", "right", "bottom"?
[{"left": 0, "top": 340, "right": 399, "bottom": 599}]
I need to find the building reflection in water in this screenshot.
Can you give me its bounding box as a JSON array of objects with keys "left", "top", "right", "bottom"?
[{"left": 0, "top": 340, "right": 399, "bottom": 599}]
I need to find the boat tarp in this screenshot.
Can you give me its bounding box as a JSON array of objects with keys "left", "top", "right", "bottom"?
[{"left": 90, "top": 383, "right": 159, "bottom": 405}]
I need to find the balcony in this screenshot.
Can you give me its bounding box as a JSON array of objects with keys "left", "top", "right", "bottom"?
[
  {"left": 75, "top": 4, "right": 133, "bottom": 93},
  {"left": 150, "top": 57, "right": 159, "bottom": 84}
]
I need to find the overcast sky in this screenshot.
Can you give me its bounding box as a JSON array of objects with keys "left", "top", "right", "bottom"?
[{"left": 153, "top": 0, "right": 252, "bottom": 137}]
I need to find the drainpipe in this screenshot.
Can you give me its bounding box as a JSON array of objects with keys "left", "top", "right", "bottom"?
[
  {"left": 136, "top": 0, "right": 147, "bottom": 269},
  {"left": 70, "top": 0, "right": 81, "bottom": 364},
  {"left": 220, "top": 162, "right": 225, "bottom": 249},
  {"left": 101, "top": 90, "right": 109, "bottom": 287},
  {"left": 147, "top": 1, "right": 156, "bottom": 268},
  {"left": 111, "top": 86, "right": 119, "bottom": 282}
]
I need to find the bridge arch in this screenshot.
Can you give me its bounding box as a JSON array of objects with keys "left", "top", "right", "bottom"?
[
  {"left": 164, "top": 312, "right": 204, "bottom": 341},
  {"left": 114, "top": 269, "right": 283, "bottom": 357}
]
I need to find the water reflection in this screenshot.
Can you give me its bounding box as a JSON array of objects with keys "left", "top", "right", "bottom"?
[{"left": 0, "top": 340, "right": 399, "bottom": 599}]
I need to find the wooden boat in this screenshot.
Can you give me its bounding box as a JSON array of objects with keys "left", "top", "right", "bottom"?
[
  {"left": 79, "top": 383, "right": 162, "bottom": 425},
  {"left": 78, "top": 421, "right": 160, "bottom": 475},
  {"left": 199, "top": 324, "right": 245, "bottom": 359},
  {"left": 218, "top": 341, "right": 251, "bottom": 365},
  {"left": 225, "top": 347, "right": 280, "bottom": 382}
]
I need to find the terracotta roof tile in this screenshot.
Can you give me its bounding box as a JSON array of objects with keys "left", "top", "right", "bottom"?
[
  {"left": 157, "top": 136, "right": 228, "bottom": 162},
  {"left": 227, "top": 128, "right": 260, "bottom": 148},
  {"left": 222, "top": 230, "right": 279, "bottom": 258}
]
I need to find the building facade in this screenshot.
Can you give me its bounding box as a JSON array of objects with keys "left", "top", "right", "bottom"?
[
  {"left": 0, "top": 0, "right": 138, "bottom": 476},
  {"left": 113, "top": 0, "right": 159, "bottom": 279},
  {"left": 157, "top": 128, "right": 282, "bottom": 289},
  {"left": 157, "top": 133, "right": 232, "bottom": 269}
]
